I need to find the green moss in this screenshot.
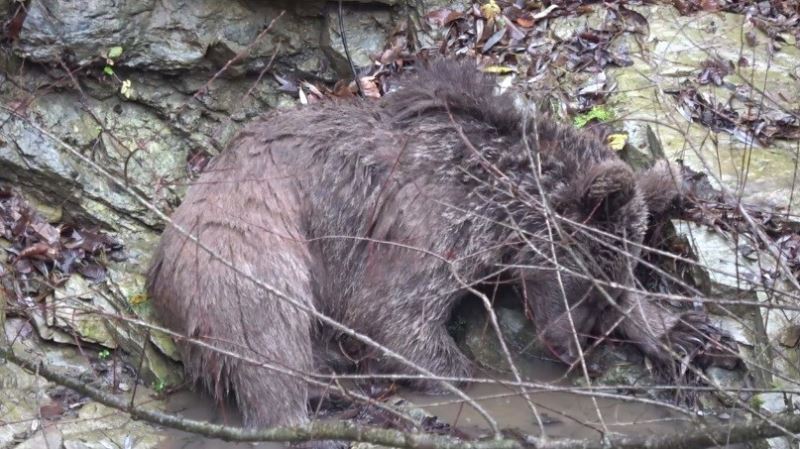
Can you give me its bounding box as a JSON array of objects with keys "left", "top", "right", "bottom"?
[{"left": 573, "top": 105, "right": 615, "bottom": 128}]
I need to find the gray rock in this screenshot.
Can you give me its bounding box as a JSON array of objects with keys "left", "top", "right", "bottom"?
[
  {"left": 619, "top": 123, "right": 666, "bottom": 170},
  {"left": 0, "top": 93, "right": 184, "bottom": 235},
  {"left": 705, "top": 366, "right": 752, "bottom": 408},
  {"left": 0, "top": 0, "right": 12, "bottom": 16},
  {"left": 453, "top": 298, "right": 550, "bottom": 372},
  {"left": 15, "top": 0, "right": 322, "bottom": 74},
  {"left": 671, "top": 220, "right": 767, "bottom": 302},
  {"left": 322, "top": 3, "right": 395, "bottom": 75},
  {"left": 47, "top": 275, "right": 118, "bottom": 348},
  {"left": 14, "top": 428, "right": 63, "bottom": 449},
  {"left": 60, "top": 402, "right": 165, "bottom": 449},
  {"left": 0, "top": 362, "right": 51, "bottom": 448}
]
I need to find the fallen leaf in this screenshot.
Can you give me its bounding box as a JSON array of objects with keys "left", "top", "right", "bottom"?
[
  {"left": 13, "top": 258, "right": 32, "bottom": 274},
  {"left": 130, "top": 293, "right": 148, "bottom": 306},
  {"left": 19, "top": 242, "right": 58, "bottom": 260},
  {"left": 107, "top": 46, "right": 123, "bottom": 59},
  {"left": 78, "top": 263, "right": 106, "bottom": 282},
  {"left": 533, "top": 4, "right": 559, "bottom": 20},
  {"left": 482, "top": 27, "right": 506, "bottom": 53},
  {"left": 515, "top": 16, "right": 534, "bottom": 28},
  {"left": 273, "top": 74, "right": 298, "bottom": 93},
  {"left": 3, "top": 4, "right": 27, "bottom": 41},
  {"left": 480, "top": 0, "right": 500, "bottom": 21},
  {"left": 39, "top": 402, "right": 65, "bottom": 420},
  {"left": 481, "top": 65, "right": 515, "bottom": 74},
  {"left": 333, "top": 79, "right": 355, "bottom": 98},
  {"left": 358, "top": 76, "right": 381, "bottom": 99},
  {"left": 745, "top": 30, "right": 757, "bottom": 47},
  {"left": 425, "top": 8, "right": 464, "bottom": 27},
  {"left": 120, "top": 79, "right": 133, "bottom": 98},
  {"left": 298, "top": 85, "right": 308, "bottom": 105},
  {"left": 607, "top": 133, "right": 628, "bottom": 150},
  {"left": 32, "top": 222, "right": 59, "bottom": 245}
]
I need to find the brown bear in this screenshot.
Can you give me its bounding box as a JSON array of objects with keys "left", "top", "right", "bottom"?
[{"left": 147, "top": 59, "right": 723, "bottom": 428}]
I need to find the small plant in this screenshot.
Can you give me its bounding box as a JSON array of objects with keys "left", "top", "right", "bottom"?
[
  {"left": 103, "top": 46, "right": 123, "bottom": 76},
  {"left": 153, "top": 378, "right": 167, "bottom": 394},
  {"left": 98, "top": 349, "right": 111, "bottom": 361}
]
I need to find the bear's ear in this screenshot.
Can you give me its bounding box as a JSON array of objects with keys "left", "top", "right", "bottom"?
[
  {"left": 579, "top": 160, "right": 636, "bottom": 221},
  {"left": 636, "top": 160, "right": 684, "bottom": 216}
]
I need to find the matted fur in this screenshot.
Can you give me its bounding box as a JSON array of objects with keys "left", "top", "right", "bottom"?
[{"left": 148, "top": 60, "right": 719, "bottom": 427}]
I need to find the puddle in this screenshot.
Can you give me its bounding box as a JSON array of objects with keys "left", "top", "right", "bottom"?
[
  {"left": 404, "top": 361, "right": 690, "bottom": 440},
  {"left": 156, "top": 391, "right": 284, "bottom": 449},
  {"left": 156, "top": 357, "right": 693, "bottom": 448}
]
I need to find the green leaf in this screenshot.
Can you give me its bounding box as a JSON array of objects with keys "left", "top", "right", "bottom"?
[
  {"left": 103, "top": 65, "right": 114, "bottom": 76},
  {"left": 107, "top": 46, "right": 123, "bottom": 59}
]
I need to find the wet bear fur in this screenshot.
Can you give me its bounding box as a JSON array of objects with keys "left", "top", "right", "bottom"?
[{"left": 147, "top": 60, "right": 724, "bottom": 427}]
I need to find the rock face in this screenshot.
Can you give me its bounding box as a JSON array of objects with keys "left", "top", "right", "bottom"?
[
  {"left": 2, "top": 0, "right": 407, "bottom": 240},
  {"left": 0, "top": 1, "right": 409, "bottom": 442},
  {"left": 17, "top": 0, "right": 319, "bottom": 72}
]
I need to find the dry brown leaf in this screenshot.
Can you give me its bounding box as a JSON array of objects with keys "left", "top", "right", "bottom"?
[
  {"left": 358, "top": 76, "right": 381, "bottom": 99},
  {"left": 516, "top": 16, "right": 534, "bottom": 28},
  {"left": 425, "top": 8, "right": 464, "bottom": 27},
  {"left": 19, "top": 242, "right": 58, "bottom": 260}
]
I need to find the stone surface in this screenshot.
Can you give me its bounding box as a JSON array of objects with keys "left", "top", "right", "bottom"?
[
  {"left": 452, "top": 294, "right": 549, "bottom": 373},
  {"left": 671, "top": 220, "right": 767, "bottom": 301},
  {"left": 2, "top": 318, "right": 167, "bottom": 449},
  {"left": 59, "top": 402, "right": 165, "bottom": 449},
  {"left": 15, "top": 0, "right": 322, "bottom": 73},
  {"left": 619, "top": 123, "right": 666, "bottom": 170},
  {"left": 322, "top": 3, "right": 395, "bottom": 74}
]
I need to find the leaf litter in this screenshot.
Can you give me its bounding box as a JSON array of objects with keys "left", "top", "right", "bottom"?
[{"left": 0, "top": 187, "right": 124, "bottom": 306}]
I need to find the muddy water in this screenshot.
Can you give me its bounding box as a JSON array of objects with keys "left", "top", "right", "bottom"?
[
  {"left": 156, "top": 356, "right": 694, "bottom": 448},
  {"left": 410, "top": 383, "right": 685, "bottom": 440},
  {"left": 157, "top": 391, "right": 284, "bottom": 449},
  {"left": 404, "top": 359, "right": 690, "bottom": 440}
]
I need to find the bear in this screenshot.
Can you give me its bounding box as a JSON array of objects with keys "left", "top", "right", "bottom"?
[{"left": 147, "top": 59, "right": 726, "bottom": 428}]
